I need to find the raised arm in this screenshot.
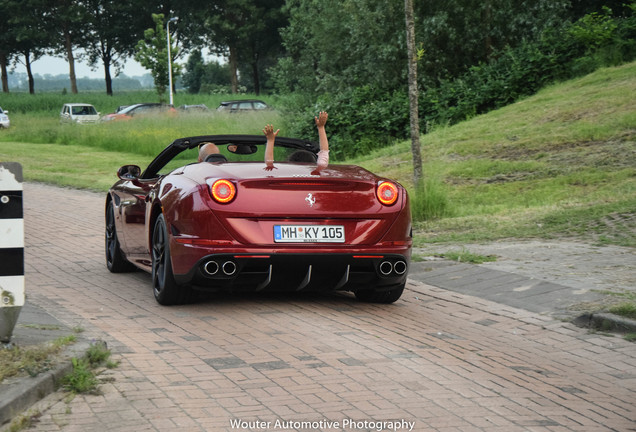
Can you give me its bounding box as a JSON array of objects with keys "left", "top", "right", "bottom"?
[
  {"left": 314, "top": 111, "right": 329, "bottom": 169},
  {"left": 263, "top": 124, "right": 279, "bottom": 171}
]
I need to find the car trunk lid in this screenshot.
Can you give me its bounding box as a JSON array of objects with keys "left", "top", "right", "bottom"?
[{"left": 184, "top": 163, "right": 406, "bottom": 246}]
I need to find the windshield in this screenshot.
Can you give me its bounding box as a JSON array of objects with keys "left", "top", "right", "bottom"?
[
  {"left": 72, "top": 105, "right": 97, "bottom": 115},
  {"left": 119, "top": 104, "right": 142, "bottom": 114}
]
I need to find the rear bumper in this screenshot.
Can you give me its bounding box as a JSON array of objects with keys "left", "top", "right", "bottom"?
[{"left": 174, "top": 253, "right": 409, "bottom": 294}]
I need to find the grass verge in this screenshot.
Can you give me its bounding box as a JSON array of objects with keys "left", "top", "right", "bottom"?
[
  {"left": 0, "top": 335, "right": 76, "bottom": 383},
  {"left": 5, "top": 409, "right": 42, "bottom": 432},
  {"left": 609, "top": 302, "right": 636, "bottom": 320},
  {"left": 437, "top": 249, "right": 498, "bottom": 264}
]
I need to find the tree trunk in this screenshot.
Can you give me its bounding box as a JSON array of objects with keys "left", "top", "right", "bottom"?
[
  {"left": 251, "top": 51, "right": 260, "bottom": 95},
  {"left": 483, "top": 1, "right": 493, "bottom": 59},
  {"left": 228, "top": 45, "right": 239, "bottom": 94},
  {"left": 103, "top": 58, "right": 113, "bottom": 96},
  {"left": 25, "top": 53, "right": 35, "bottom": 94},
  {"left": 404, "top": 0, "right": 423, "bottom": 184},
  {"left": 0, "top": 52, "right": 9, "bottom": 93},
  {"left": 65, "top": 30, "right": 78, "bottom": 94}
]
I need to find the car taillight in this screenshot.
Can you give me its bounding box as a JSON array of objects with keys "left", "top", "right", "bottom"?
[
  {"left": 210, "top": 179, "right": 236, "bottom": 203},
  {"left": 377, "top": 181, "right": 399, "bottom": 205}
]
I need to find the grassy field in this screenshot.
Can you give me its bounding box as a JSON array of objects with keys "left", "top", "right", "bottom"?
[
  {"left": 1, "top": 62, "right": 635, "bottom": 247},
  {"left": 0, "top": 108, "right": 283, "bottom": 190}
]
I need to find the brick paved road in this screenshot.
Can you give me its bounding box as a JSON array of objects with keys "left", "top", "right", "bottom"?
[{"left": 18, "top": 183, "right": 636, "bottom": 431}]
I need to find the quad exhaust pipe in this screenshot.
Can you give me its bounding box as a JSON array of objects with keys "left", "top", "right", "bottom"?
[
  {"left": 379, "top": 260, "right": 407, "bottom": 276},
  {"left": 222, "top": 260, "right": 237, "bottom": 276},
  {"left": 394, "top": 260, "right": 407, "bottom": 275},
  {"left": 379, "top": 261, "right": 393, "bottom": 276},
  {"left": 203, "top": 260, "right": 237, "bottom": 276},
  {"left": 203, "top": 261, "right": 219, "bottom": 275},
  {"left": 204, "top": 258, "right": 405, "bottom": 279}
]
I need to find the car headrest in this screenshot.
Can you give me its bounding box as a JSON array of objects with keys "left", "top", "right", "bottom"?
[{"left": 205, "top": 154, "right": 228, "bottom": 163}]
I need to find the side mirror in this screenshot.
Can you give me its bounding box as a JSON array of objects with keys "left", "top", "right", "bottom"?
[{"left": 117, "top": 165, "right": 141, "bottom": 181}]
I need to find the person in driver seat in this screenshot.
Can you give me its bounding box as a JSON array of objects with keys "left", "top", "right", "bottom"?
[{"left": 198, "top": 142, "right": 227, "bottom": 163}]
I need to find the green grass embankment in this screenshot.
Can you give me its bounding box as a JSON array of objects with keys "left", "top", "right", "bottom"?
[{"left": 351, "top": 62, "right": 636, "bottom": 246}]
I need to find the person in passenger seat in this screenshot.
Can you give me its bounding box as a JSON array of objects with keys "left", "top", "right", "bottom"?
[{"left": 262, "top": 111, "right": 330, "bottom": 172}]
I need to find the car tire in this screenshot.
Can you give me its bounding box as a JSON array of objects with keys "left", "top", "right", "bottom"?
[
  {"left": 105, "top": 200, "right": 135, "bottom": 273},
  {"left": 355, "top": 284, "right": 405, "bottom": 304},
  {"left": 152, "top": 214, "right": 192, "bottom": 305}
]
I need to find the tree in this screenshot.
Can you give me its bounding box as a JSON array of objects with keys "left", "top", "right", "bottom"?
[
  {"left": 135, "top": 13, "right": 181, "bottom": 102},
  {"left": 202, "top": 1, "right": 250, "bottom": 94},
  {"left": 200, "top": 0, "right": 287, "bottom": 94},
  {"left": 235, "top": 0, "right": 287, "bottom": 94},
  {"left": 274, "top": 0, "right": 405, "bottom": 95},
  {"left": 0, "top": 0, "right": 18, "bottom": 92},
  {"left": 7, "top": 0, "right": 50, "bottom": 93},
  {"left": 50, "top": 0, "right": 90, "bottom": 94},
  {"left": 275, "top": 0, "right": 571, "bottom": 94},
  {"left": 181, "top": 50, "right": 233, "bottom": 94},
  {"left": 182, "top": 49, "right": 205, "bottom": 93},
  {"left": 83, "top": 0, "right": 152, "bottom": 95},
  {"left": 413, "top": 0, "right": 570, "bottom": 84},
  {"left": 201, "top": 60, "right": 232, "bottom": 93},
  {"left": 0, "top": 49, "right": 10, "bottom": 93}
]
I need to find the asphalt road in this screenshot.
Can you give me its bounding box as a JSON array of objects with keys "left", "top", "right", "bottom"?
[{"left": 9, "top": 183, "right": 636, "bottom": 431}]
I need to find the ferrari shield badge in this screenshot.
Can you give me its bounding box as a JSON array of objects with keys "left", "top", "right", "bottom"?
[{"left": 305, "top": 193, "right": 316, "bottom": 207}]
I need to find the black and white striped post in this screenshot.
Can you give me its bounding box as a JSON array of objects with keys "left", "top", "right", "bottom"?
[{"left": 0, "top": 162, "right": 24, "bottom": 343}]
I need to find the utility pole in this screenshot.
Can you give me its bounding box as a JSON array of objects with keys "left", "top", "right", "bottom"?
[{"left": 167, "top": 17, "right": 178, "bottom": 106}]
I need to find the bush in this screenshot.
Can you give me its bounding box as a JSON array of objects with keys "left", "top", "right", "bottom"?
[
  {"left": 420, "top": 6, "right": 636, "bottom": 129},
  {"left": 279, "top": 87, "right": 409, "bottom": 160}
]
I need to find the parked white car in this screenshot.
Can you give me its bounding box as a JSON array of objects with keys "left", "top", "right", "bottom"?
[
  {"left": 0, "top": 107, "right": 9, "bottom": 128},
  {"left": 60, "top": 103, "right": 100, "bottom": 124}
]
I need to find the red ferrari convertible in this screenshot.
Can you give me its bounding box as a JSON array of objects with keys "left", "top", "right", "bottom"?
[{"left": 105, "top": 135, "right": 411, "bottom": 305}]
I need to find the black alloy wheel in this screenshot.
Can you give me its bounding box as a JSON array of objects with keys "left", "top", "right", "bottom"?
[
  {"left": 152, "top": 214, "right": 192, "bottom": 305},
  {"left": 105, "top": 200, "right": 134, "bottom": 273}
]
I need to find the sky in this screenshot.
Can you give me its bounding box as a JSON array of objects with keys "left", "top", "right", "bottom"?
[
  {"left": 13, "top": 55, "right": 149, "bottom": 79},
  {"left": 14, "top": 48, "right": 222, "bottom": 79}
]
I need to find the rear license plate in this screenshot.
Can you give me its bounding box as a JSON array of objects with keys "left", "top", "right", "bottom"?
[{"left": 274, "top": 225, "right": 345, "bottom": 243}]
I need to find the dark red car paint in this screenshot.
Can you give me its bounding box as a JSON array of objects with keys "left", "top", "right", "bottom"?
[{"left": 106, "top": 135, "right": 411, "bottom": 305}]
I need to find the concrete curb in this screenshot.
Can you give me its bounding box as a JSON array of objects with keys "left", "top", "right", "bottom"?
[
  {"left": 572, "top": 313, "right": 636, "bottom": 334},
  {"left": 0, "top": 340, "right": 92, "bottom": 425}
]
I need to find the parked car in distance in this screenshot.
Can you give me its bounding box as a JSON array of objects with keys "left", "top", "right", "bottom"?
[
  {"left": 0, "top": 107, "right": 9, "bottom": 128},
  {"left": 217, "top": 99, "right": 271, "bottom": 113},
  {"left": 101, "top": 103, "right": 176, "bottom": 122},
  {"left": 178, "top": 104, "right": 209, "bottom": 113},
  {"left": 60, "top": 103, "right": 100, "bottom": 124}
]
